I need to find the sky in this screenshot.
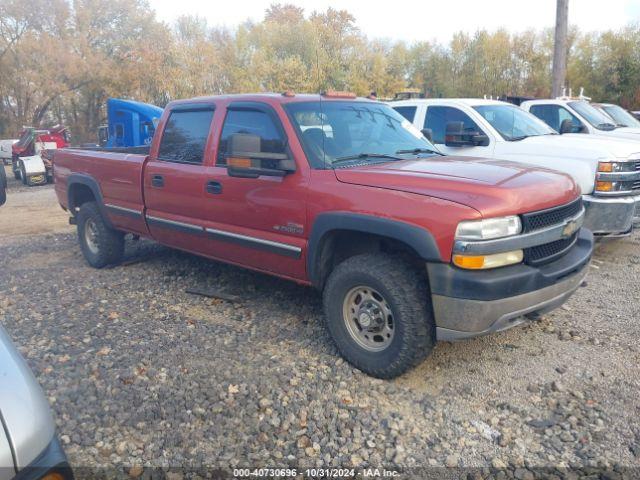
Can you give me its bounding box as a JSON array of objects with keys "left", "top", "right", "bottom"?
[{"left": 148, "top": 0, "right": 640, "bottom": 44}]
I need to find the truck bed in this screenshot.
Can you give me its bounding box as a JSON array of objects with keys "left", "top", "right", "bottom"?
[{"left": 53, "top": 148, "right": 149, "bottom": 236}]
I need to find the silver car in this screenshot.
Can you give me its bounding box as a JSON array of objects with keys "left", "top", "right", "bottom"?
[{"left": 0, "top": 326, "right": 72, "bottom": 480}]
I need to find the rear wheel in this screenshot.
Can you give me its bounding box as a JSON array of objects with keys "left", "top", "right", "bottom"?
[
  {"left": 323, "top": 253, "right": 435, "bottom": 378},
  {"left": 77, "top": 201, "right": 124, "bottom": 268}
]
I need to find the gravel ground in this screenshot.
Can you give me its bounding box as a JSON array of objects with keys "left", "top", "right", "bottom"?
[{"left": 0, "top": 185, "right": 639, "bottom": 479}]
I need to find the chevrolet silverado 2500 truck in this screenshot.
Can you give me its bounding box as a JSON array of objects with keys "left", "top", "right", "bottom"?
[
  {"left": 52, "top": 93, "right": 593, "bottom": 378},
  {"left": 392, "top": 98, "right": 640, "bottom": 236}
]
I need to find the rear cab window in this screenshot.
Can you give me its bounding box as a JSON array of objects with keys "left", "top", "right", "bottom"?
[
  {"left": 392, "top": 106, "right": 417, "bottom": 123},
  {"left": 158, "top": 108, "right": 215, "bottom": 164}
]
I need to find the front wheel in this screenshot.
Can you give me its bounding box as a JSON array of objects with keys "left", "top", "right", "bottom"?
[
  {"left": 323, "top": 253, "right": 436, "bottom": 378},
  {"left": 77, "top": 201, "right": 124, "bottom": 268}
]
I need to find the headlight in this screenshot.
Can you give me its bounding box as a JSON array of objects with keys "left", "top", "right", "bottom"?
[
  {"left": 455, "top": 216, "right": 522, "bottom": 240},
  {"left": 453, "top": 250, "right": 524, "bottom": 270}
]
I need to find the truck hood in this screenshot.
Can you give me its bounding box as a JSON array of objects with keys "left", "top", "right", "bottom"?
[
  {"left": 597, "top": 127, "right": 640, "bottom": 142},
  {"left": 494, "top": 134, "right": 640, "bottom": 195},
  {"left": 334, "top": 157, "right": 579, "bottom": 218},
  {"left": 0, "top": 326, "right": 55, "bottom": 470},
  {"left": 530, "top": 134, "right": 640, "bottom": 159}
]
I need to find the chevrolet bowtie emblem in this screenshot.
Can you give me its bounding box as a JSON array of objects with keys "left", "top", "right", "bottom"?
[{"left": 561, "top": 220, "right": 579, "bottom": 238}]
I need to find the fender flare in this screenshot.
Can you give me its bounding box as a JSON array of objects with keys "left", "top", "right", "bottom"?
[
  {"left": 67, "top": 173, "right": 114, "bottom": 228},
  {"left": 307, "top": 212, "right": 442, "bottom": 287}
]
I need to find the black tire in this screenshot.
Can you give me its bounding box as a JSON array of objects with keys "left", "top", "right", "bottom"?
[
  {"left": 0, "top": 163, "right": 6, "bottom": 190},
  {"left": 77, "top": 201, "right": 124, "bottom": 268},
  {"left": 322, "top": 253, "right": 436, "bottom": 378},
  {"left": 0, "top": 165, "right": 6, "bottom": 206},
  {"left": 12, "top": 160, "right": 19, "bottom": 180}
]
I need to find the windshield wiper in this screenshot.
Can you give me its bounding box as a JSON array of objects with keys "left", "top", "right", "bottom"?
[
  {"left": 395, "top": 147, "right": 444, "bottom": 156},
  {"left": 509, "top": 135, "right": 531, "bottom": 141},
  {"left": 597, "top": 123, "right": 617, "bottom": 130},
  {"left": 333, "top": 153, "right": 403, "bottom": 164}
]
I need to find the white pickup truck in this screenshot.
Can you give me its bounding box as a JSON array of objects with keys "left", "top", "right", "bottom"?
[
  {"left": 0, "top": 139, "right": 17, "bottom": 165},
  {"left": 520, "top": 98, "right": 640, "bottom": 142},
  {"left": 391, "top": 98, "right": 640, "bottom": 236}
]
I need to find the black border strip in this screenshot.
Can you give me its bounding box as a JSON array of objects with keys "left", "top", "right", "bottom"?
[
  {"left": 146, "top": 215, "right": 204, "bottom": 235},
  {"left": 105, "top": 204, "right": 143, "bottom": 219},
  {"left": 205, "top": 228, "right": 301, "bottom": 259}
]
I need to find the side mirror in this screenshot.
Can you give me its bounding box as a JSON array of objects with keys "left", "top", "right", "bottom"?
[
  {"left": 559, "top": 119, "right": 586, "bottom": 134},
  {"left": 471, "top": 133, "right": 490, "bottom": 146},
  {"left": 559, "top": 119, "right": 574, "bottom": 134},
  {"left": 421, "top": 128, "right": 433, "bottom": 143},
  {"left": 226, "top": 133, "right": 296, "bottom": 179},
  {"left": 444, "top": 121, "right": 487, "bottom": 147}
]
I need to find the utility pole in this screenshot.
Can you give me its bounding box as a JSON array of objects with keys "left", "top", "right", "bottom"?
[{"left": 551, "top": 0, "right": 569, "bottom": 97}]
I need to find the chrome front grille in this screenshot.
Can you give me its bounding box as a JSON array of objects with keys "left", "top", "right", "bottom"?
[{"left": 521, "top": 198, "right": 583, "bottom": 266}]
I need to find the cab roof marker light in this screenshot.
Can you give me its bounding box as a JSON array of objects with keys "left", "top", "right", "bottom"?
[{"left": 322, "top": 91, "right": 357, "bottom": 99}]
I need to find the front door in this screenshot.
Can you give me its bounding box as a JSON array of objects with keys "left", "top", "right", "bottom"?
[
  {"left": 198, "top": 102, "right": 309, "bottom": 281},
  {"left": 423, "top": 105, "right": 495, "bottom": 157}
]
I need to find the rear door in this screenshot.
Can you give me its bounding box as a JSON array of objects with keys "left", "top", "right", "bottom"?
[{"left": 143, "top": 104, "right": 216, "bottom": 254}]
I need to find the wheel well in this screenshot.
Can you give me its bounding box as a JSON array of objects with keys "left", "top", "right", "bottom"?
[
  {"left": 314, "top": 230, "right": 425, "bottom": 288},
  {"left": 68, "top": 183, "right": 96, "bottom": 213}
]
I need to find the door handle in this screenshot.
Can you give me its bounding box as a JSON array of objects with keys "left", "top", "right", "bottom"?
[
  {"left": 151, "top": 174, "right": 164, "bottom": 188},
  {"left": 206, "top": 180, "right": 222, "bottom": 194}
]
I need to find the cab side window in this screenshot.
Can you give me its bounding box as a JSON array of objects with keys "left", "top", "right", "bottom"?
[
  {"left": 217, "top": 108, "right": 287, "bottom": 166},
  {"left": 393, "top": 106, "right": 417, "bottom": 123},
  {"left": 529, "top": 104, "right": 583, "bottom": 133},
  {"left": 424, "top": 106, "right": 484, "bottom": 144},
  {"left": 158, "top": 109, "right": 215, "bottom": 164}
]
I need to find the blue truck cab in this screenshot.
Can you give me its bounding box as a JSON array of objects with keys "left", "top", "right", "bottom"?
[{"left": 98, "top": 98, "right": 163, "bottom": 148}]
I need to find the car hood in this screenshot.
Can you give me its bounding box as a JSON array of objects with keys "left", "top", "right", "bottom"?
[
  {"left": 334, "top": 157, "right": 579, "bottom": 218},
  {"left": 0, "top": 326, "right": 55, "bottom": 470}
]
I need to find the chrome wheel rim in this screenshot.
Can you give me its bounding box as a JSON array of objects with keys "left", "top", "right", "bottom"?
[
  {"left": 342, "top": 286, "right": 395, "bottom": 352},
  {"left": 84, "top": 219, "right": 99, "bottom": 254}
]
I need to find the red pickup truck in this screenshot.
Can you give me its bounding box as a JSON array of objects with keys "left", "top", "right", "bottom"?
[{"left": 53, "top": 93, "right": 593, "bottom": 378}]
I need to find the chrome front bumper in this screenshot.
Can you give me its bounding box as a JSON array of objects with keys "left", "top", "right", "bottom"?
[{"left": 583, "top": 194, "right": 640, "bottom": 235}]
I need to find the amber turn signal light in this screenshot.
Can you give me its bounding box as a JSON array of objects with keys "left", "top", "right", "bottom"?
[
  {"left": 597, "top": 162, "right": 614, "bottom": 172},
  {"left": 595, "top": 181, "right": 614, "bottom": 192},
  {"left": 452, "top": 250, "right": 523, "bottom": 270},
  {"left": 41, "top": 473, "right": 65, "bottom": 480},
  {"left": 227, "top": 157, "right": 252, "bottom": 168}
]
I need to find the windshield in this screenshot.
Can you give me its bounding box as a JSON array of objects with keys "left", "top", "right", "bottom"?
[
  {"left": 474, "top": 104, "right": 556, "bottom": 140},
  {"left": 285, "top": 101, "right": 438, "bottom": 168},
  {"left": 568, "top": 101, "right": 617, "bottom": 130},
  {"left": 601, "top": 104, "right": 640, "bottom": 128}
]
